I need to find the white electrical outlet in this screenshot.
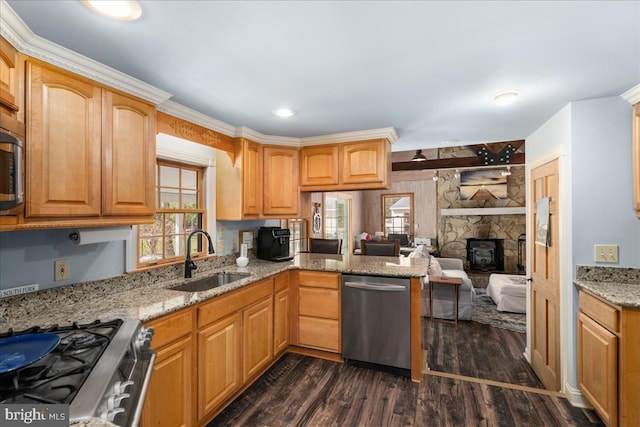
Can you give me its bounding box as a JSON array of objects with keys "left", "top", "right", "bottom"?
[
  {"left": 594, "top": 245, "right": 619, "bottom": 263},
  {"left": 54, "top": 260, "right": 70, "bottom": 281}
]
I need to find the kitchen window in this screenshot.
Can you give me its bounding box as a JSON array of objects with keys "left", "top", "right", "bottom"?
[{"left": 137, "top": 160, "right": 205, "bottom": 267}]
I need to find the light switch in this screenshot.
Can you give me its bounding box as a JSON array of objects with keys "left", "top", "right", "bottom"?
[{"left": 594, "top": 245, "right": 618, "bottom": 263}]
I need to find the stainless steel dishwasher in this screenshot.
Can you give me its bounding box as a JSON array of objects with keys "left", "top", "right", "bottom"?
[{"left": 341, "top": 274, "right": 411, "bottom": 370}]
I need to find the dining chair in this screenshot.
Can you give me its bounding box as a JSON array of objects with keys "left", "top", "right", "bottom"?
[
  {"left": 360, "top": 239, "right": 401, "bottom": 256},
  {"left": 309, "top": 238, "right": 343, "bottom": 254},
  {"left": 387, "top": 233, "right": 409, "bottom": 246}
]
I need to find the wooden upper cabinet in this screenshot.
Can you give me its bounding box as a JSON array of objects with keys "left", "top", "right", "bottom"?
[
  {"left": 263, "top": 145, "right": 299, "bottom": 216},
  {"left": 26, "top": 61, "right": 102, "bottom": 217},
  {"left": 102, "top": 90, "right": 155, "bottom": 216},
  {"left": 300, "top": 144, "right": 339, "bottom": 188},
  {"left": 299, "top": 139, "right": 391, "bottom": 191},
  {"left": 341, "top": 139, "right": 389, "bottom": 186},
  {"left": 25, "top": 60, "right": 155, "bottom": 223},
  {"left": 0, "top": 36, "right": 19, "bottom": 113},
  {"left": 633, "top": 103, "right": 639, "bottom": 218},
  {"left": 242, "top": 139, "right": 262, "bottom": 216}
]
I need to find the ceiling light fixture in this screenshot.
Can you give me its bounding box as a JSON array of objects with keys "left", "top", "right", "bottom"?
[
  {"left": 454, "top": 169, "right": 460, "bottom": 178},
  {"left": 432, "top": 172, "right": 439, "bottom": 182},
  {"left": 493, "top": 92, "right": 519, "bottom": 106},
  {"left": 82, "top": 1, "right": 142, "bottom": 20},
  {"left": 501, "top": 165, "right": 512, "bottom": 176},
  {"left": 271, "top": 107, "right": 296, "bottom": 118},
  {"left": 412, "top": 149, "right": 427, "bottom": 162}
]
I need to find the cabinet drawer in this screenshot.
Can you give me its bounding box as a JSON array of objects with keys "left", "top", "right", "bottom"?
[
  {"left": 145, "top": 308, "right": 194, "bottom": 350},
  {"left": 198, "top": 278, "right": 273, "bottom": 328},
  {"left": 299, "top": 287, "right": 339, "bottom": 319},
  {"left": 579, "top": 291, "right": 620, "bottom": 333},
  {"left": 298, "top": 271, "right": 340, "bottom": 289},
  {"left": 298, "top": 316, "right": 340, "bottom": 352}
]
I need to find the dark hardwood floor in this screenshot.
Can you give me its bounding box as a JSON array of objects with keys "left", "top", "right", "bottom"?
[{"left": 210, "top": 319, "right": 603, "bottom": 426}]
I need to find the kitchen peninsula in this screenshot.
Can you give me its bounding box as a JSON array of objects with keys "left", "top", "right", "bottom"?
[{"left": 0, "top": 253, "right": 428, "bottom": 426}]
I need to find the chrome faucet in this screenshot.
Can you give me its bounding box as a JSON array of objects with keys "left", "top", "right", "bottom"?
[{"left": 184, "top": 229, "right": 215, "bottom": 278}]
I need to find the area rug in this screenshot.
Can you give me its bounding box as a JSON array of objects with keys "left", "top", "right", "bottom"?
[{"left": 472, "top": 292, "right": 526, "bottom": 333}]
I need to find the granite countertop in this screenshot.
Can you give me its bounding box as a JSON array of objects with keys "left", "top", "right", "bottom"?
[
  {"left": 1, "top": 253, "right": 429, "bottom": 332},
  {"left": 574, "top": 265, "right": 640, "bottom": 308}
]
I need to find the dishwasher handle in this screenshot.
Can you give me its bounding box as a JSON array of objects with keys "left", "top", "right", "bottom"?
[{"left": 344, "top": 281, "right": 406, "bottom": 292}]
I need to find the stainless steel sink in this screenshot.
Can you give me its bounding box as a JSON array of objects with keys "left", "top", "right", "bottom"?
[{"left": 170, "top": 272, "right": 251, "bottom": 292}]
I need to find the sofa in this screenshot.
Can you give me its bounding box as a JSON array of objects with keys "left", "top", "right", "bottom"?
[{"left": 408, "top": 247, "right": 475, "bottom": 321}]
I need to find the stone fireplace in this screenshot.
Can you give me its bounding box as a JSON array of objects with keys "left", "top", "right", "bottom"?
[{"left": 466, "top": 238, "right": 504, "bottom": 272}]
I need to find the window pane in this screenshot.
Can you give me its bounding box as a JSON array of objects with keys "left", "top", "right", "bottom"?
[
  {"left": 159, "top": 165, "right": 179, "bottom": 187},
  {"left": 139, "top": 237, "right": 163, "bottom": 263},
  {"left": 139, "top": 214, "right": 162, "bottom": 236},
  {"left": 186, "top": 213, "right": 201, "bottom": 233},
  {"left": 182, "top": 169, "right": 197, "bottom": 190},
  {"left": 189, "top": 235, "right": 202, "bottom": 254},
  {"left": 164, "top": 235, "right": 185, "bottom": 258},
  {"left": 183, "top": 190, "right": 197, "bottom": 209},
  {"left": 160, "top": 189, "right": 179, "bottom": 209},
  {"left": 164, "top": 213, "right": 184, "bottom": 235}
]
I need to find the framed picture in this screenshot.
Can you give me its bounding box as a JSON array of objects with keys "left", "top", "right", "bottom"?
[
  {"left": 459, "top": 170, "right": 507, "bottom": 200},
  {"left": 239, "top": 230, "right": 254, "bottom": 250}
]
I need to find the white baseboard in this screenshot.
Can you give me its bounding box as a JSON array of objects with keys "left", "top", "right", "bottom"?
[{"left": 564, "top": 382, "right": 592, "bottom": 408}]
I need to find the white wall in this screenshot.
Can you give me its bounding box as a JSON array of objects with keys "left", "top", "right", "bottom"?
[{"left": 571, "top": 97, "right": 639, "bottom": 267}]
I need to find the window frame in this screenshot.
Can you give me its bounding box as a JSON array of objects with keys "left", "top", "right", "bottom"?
[
  {"left": 136, "top": 160, "right": 206, "bottom": 268},
  {"left": 381, "top": 192, "right": 414, "bottom": 240}
]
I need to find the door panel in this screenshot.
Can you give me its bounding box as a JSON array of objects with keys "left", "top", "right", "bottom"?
[{"left": 530, "top": 159, "right": 561, "bottom": 390}]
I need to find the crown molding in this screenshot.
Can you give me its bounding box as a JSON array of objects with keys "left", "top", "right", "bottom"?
[
  {"left": 234, "top": 126, "right": 300, "bottom": 146},
  {"left": 621, "top": 84, "right": 640, "bottom": 105},
  {"left": 0, "top": 0, "right": 171, "bottom": 105},
  {"left": 300, "top": 127, "right": 398, "bottom": 146},
  {"left": 156, "top": 100, "right": 236, "bottom": 137}
]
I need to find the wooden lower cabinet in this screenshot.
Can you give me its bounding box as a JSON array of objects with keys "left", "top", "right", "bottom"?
[
  {"left": 243, "top": 296, "right": 274, "bottom": 382},
  {"left": 294, "top": 271, "right": 341, "bottom": 353},
  {"left": 198, "top": 312, "right": 242, "bottom": 420},
  {"left": 273, "top": 272, "right": 290, "bottom": 356},
  {"left": 142, "top": 309, "right": 196, "bottom": 427},
  {"left": 578, "top": 311, "right": 618, "bottom": 426},
  {"left": 577, "top": 290, "right": 640, "bottom": 427}
]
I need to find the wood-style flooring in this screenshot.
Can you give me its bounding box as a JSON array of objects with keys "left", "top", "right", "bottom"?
[{"left": 210, "top": 320, "right": 603, "bottom": 427}]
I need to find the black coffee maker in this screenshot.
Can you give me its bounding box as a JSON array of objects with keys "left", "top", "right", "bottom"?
[{"left": 257, "top": 227, "right": 293, "bottom": 262}]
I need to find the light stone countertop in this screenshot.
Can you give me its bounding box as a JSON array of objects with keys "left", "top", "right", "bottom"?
[
  {"left": 1, "top": 253, "right": 429, "bottom": 332},
  {"left": 574, "top": 265, "right": 640, "bottom": 308}
]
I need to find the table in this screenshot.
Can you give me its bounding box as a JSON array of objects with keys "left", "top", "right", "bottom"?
[{"left": 428, "top": 275, "right": 464, "bottom": 325}]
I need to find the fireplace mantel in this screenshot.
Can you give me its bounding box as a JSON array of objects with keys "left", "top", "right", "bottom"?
[{"left": 440, "top": 207, "right": 526, "bottom": 216}]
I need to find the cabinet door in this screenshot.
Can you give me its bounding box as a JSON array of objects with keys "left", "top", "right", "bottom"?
[
  {"left": 0, "top": 36, "right": 19, "bottom": 112},
  {"left": 578, "top": 312, "right": 618, "bottom": 427},
  {"left": 633, "top": 103, "right": 639, "bottom": 218},
  {"left": 341, "top": 140, "right": 388, "bottom": 185},
  {"left": 26, "top": 61, "right": 102, "bottom": 217},
  {"left": 198, "top": 312, "right": 242, "bottom": 421},
  {"left": 274, "top": 288, "right": 289, "bottom": 356},
  {"left": 242, "top": 139, "right": 262, "bottom": 216},
  {"left": 263, "top": 146, "right": 299, "bottom": 216},
  {"left": 243, "top": 296, "right": 274, "bottom": 382},
  {"left": 102, "top": 90, "right": 155, "bottom": 217},
  {"left": 142, "top": 335, "right": 194, "bottom": 427},
  {"left": 300, "top": 145, "right": 339, "bottom": 187}
]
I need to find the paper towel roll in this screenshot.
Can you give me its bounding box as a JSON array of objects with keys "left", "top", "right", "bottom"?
[{"left": 69, "top": 227, "right": 131, "bottom": 245}]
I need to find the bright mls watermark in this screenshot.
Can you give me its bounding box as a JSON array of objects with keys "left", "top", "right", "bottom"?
[{"left": 0, "top": 405, "right": 68, "bottom": 426}]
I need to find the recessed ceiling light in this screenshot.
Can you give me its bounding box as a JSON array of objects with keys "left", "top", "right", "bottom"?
[
  {"left": 272, "top": 107, "right": 296, "bottom": 118},
  {"left": 493, "top": 92, "right": 519, "bottom": 106},
  {"left": 82, "top": 1, "right": 142, "bottom": 21}
]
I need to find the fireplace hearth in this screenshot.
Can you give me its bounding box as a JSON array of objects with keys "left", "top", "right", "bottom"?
[{"left": 466, "top": 238, "right": 504, "bottom": 272}]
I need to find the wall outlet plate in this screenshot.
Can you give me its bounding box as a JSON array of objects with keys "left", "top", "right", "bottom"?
[
  {"left": 54, "top": 260, "right": 70, "bottom": 281},
  {"left": 594, "top": 245, "right": 619, "bottom": 263}
]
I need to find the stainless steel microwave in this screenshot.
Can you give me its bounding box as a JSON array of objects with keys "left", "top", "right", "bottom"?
[{"left": 0, "top": 130, "right": 24, "bottom": 214}]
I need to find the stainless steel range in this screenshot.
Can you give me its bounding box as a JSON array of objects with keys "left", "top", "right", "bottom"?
[{"left": 0, "top": 319, "right": 155, "bottom": 426}]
